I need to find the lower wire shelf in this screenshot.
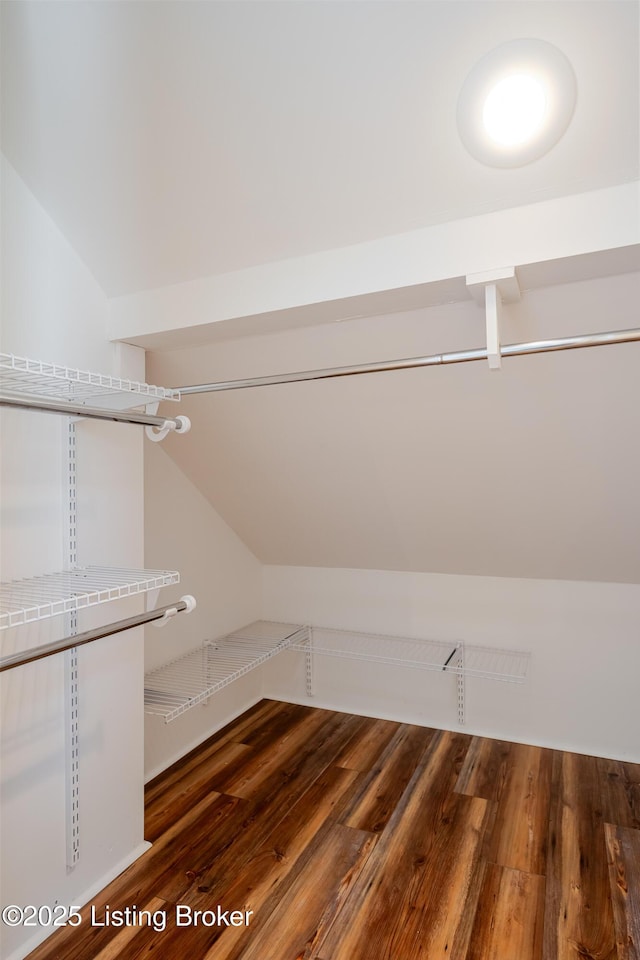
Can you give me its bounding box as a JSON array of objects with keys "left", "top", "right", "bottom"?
[
  {"left": 144, "top": 620, "right": 308, "bottom": 722},
  {"left": 144, "top": 620, "right": 530, "bottom": 725}
]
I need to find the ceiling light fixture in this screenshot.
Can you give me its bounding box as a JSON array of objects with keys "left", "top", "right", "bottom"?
[{"left": 457, "top": 39, "right": 577, "bottom": 167}]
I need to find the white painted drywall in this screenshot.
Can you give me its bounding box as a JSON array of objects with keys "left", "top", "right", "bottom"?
[
  {"left": 0, "top": 159, "right": 147, "bottom": 960},
  {"left": 147, "top": 270, "right": 640, "bottom": 586},
  {"left": 143, "top": 442, "right": 262, "bottom": 781},
  {"left": 261, "top": 565, "right": 640, "bottom": 763},
  {"left": 6, "top": 3, "right": 639, "bottom": 298},
  {"left": 110, "top": 184, "right": 639, "bottom": 347}
]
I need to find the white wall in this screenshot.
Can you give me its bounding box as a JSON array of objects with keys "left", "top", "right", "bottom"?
[
  {"left": 3, "top": 148, "right": 632, "bottom": 960},
  {"left": 262, "top": 565, "right": 640, "bottom": 763},
  {"left": 0, "top": 159, "right": 146, "bottom": 960},
  {"left": 144, "top": 261, "right": 640, "bottom": 768},
  {"left": 147, "top": 271, "right": 640, "bottom": 586},
  {"left": 143, "top": 442, "right": 262, "bottom": 781}
]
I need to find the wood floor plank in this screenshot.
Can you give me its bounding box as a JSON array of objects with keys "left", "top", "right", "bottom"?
[
  {"left": 341, "top": 722, "right": 435, "bottom": 833},
  {"left": 98, "top": 822, "right": 375, "bottom": 960},
  {"left": 178, "top": 711, "right": 369, "bottom": 903},
  {"left": 133, "top": 793, "right": 243, "bottom": 902},
  {"left": 333, "top": 715, "right": 401, "bottom": 772},
  {"left": 605, "top": 822, "right": 640, "bottom": 960},
  {"left": 210, "top": 705, "right": 345, "bottom": 799},
  {"left": 232, "top": 699, "right": 319, "bottom": 751},
  {"left": 483, "top": 741, "right": 553, "bottom": 875},
  {"left": 210, "top": 822, "right": 377, "bottom": 960},
  {"left": 191, "top": 765, "right": 360, "bottom": 959},
  {"left": 465, "top": 864, "right": 545, "bottom": 960},
  {"left": 598, "top": 758, "right": 640, "bottom": 830},
  {"left": 89, "top": 898, "right": 169, "bottom": 960},
  {"left": 145, "top": 741, "right": 251, "bottom": 842},
  {"left": 314, "top": 730, "right": 488, "bottom": 960},
  {"left": 455, "top": 735, "right": 512, "bottom": 801},
  {"left": 186, "top": 762, "right": 359, "bottom": 911},
  {"left": 544, "top": 751, "right": 617, "bottom": 960},
  {"left": 144, "top": 699, "right": 278, "bottom": 805},
  {"left": 24, "top": 792, "right": 244, "bottom": 960},
  {"left": 169, "top": 765, "right": 360, "bottom": 960}
]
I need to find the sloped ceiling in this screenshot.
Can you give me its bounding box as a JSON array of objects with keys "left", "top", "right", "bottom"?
[
  {"left": 1, "top": 0, "right": 638, "bottom": 295},
  {"left": 2, "top": 1, "right": 639, "bottom": 583}
]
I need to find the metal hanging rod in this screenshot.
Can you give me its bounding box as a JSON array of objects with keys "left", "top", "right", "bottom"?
[
  {"left": 175, "top": 328, "right": 640, "bottom": 395},
  {"left": 0, "top": 394, "right": 191, "bottom": 436},
  {"left": 0, "top": 595, "right": 196, "bottom": 673}
]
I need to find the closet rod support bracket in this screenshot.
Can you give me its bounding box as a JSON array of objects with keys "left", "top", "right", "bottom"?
[
  {"left": 145, "top": 415, "right": 191, "bottom": 443},
  {"left": 152, "top": 594, "right": 197, "bottom": 627},
  {"left": 466, "top": 267, "right": 521, "bottom": 370}
]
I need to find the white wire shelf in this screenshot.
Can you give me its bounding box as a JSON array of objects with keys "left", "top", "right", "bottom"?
[
  {"left": 290, "top": 627, "right": 530, "bottom": 683},
  {"left": 0, "top": 566, "right": 180, "bottom": 630},
  {"left": 144, "top": 621, "right": 308, "bottom": 722},
  {"left": 460, "top": 644, "right": 530, "bottom": 682},
  {"left": 144, "top": 621, "right": 530, "bottom": 725},
  {"left": 0, "top": 352, "right": 180, "bottom": 411}
]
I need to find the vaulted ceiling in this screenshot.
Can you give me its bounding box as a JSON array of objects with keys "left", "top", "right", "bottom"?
[
  {"left": 2, "top": 1, "right": 639, "bottom": 583},
  {"left": 2, "top": 1, "right": 638, "bottom": 296}
]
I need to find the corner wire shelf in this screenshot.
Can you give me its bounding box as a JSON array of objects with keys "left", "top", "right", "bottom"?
[
  {"left": 289, "top": 626, "right": 530, "bottom": 684},
  {"left": 290, "top": 627, "right": 530, "bottom": 683},
  {"left": 0, "top": 566, "right": 180, "bottom": 630},
  {"left": 144, "top": 621, "right": 308, "bottom": 722},
  {"left": 144, "top": 620, "right": 530, "bottom": 726},
  {"left": 0, "top": 352, "right": 180, "bottom": 411}
]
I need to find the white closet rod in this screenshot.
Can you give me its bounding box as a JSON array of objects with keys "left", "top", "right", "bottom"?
[
  {"left": 175, "top": 327, "right": 640, "bottom": 394},
  {"left": 0, "top": 596, "right": 196, "bottom": 673},
  {"left": 0, "top": 394, "right": 189, "bottom": 432}
]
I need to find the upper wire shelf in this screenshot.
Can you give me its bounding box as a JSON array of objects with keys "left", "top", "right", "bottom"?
[
  {"left": 0, "top": 353, "right": 180, "bottom": 411},
  {"left": 144, "top": 621, "right": 307, "bottom": 722},
  {"left": 290, "top": 626, "right": 530, "bottom": 683},
  {"left": 0, "top": 566, "right": 180, "bottom": 630}
]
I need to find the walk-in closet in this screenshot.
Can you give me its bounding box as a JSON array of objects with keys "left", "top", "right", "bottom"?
[{"left": 1, "top": 2, "right": 639, "bottom": 959}]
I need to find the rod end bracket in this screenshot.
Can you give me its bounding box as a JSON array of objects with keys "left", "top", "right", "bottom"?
[{"left": 466, "top": 267, "right": 521, "bottom": 370}]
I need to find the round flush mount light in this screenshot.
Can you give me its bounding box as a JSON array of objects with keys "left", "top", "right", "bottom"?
[{"left": 457, "top": 39, "right": 577, "bottom": 167}]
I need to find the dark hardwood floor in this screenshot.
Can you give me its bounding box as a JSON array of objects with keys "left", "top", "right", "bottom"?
[{"left": 26, "top": 699, "right": 640, "bottom": 959}]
